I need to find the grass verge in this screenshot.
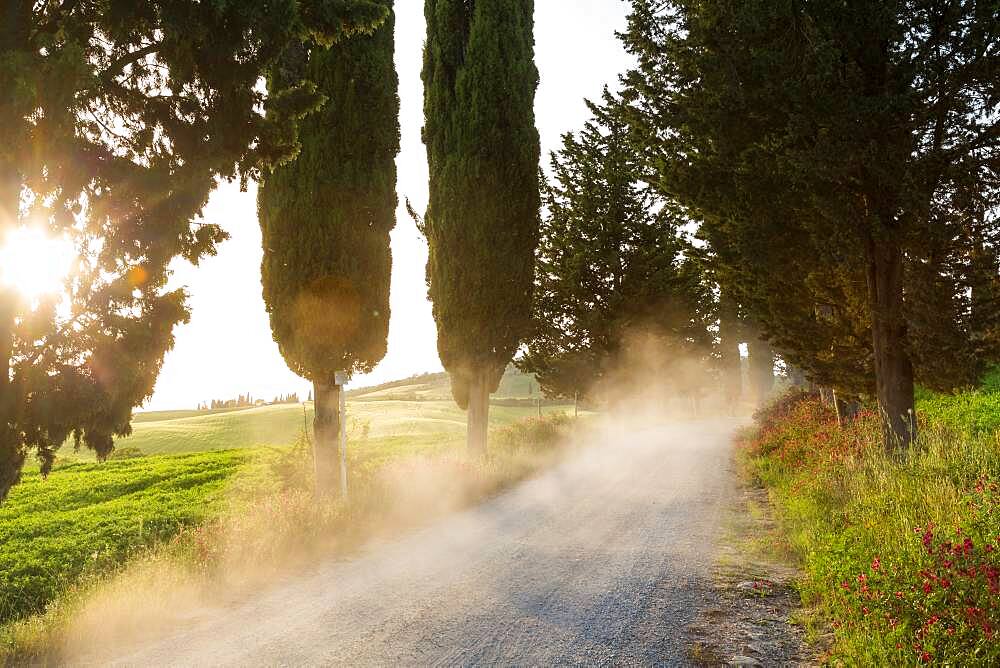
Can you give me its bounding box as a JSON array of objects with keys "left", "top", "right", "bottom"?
[{"left": 739, "top": 390, "right": 1000, "bottom": 665}]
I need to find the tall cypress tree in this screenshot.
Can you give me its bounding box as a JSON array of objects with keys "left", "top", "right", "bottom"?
[
  {"left": 0, "top": 0, "right": 386, "bottom": 502},
  {"left": 259, "top": 1, "right": 399, "bottom": 494},
  {"left": 421, "top": 0, "right": 541, "bottom": 455}
]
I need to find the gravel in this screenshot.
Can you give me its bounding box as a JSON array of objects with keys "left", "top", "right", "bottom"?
[{"left": 94, "top": 418, "right": 764, "bottom": 667}]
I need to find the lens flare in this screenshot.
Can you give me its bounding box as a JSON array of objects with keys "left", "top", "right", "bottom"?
[{"left": 0, "top": 226, "right": 76, "bottom": 301}]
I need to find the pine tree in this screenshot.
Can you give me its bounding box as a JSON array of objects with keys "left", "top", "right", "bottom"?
[
  {"left": 518, "top": 99, "right": 713, "bottom": 402},
  {"left": 0, "top": 1, "right": 387, "bottom": 501},
  {"left": 421, "top": 0, "right": 541, "bottom": 455},
  {"left": 259, "top": 0, "right": 399, "bottom": 493}
]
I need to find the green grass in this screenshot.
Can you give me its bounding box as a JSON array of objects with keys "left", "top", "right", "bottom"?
[
  {"left": 918, "top": 391, "right": 1000, "bottom": 437},
  {"left": 130, "top": 407, "right": 252, "bottom": 423},
  {"left": 912, "top": 364, "right": 1000, "bottom": 436},
  {"left": 741, "top": 390, "right": 1000, "bottom": 665},
  {"left": 347, "top": 366, "right": 541, "bottom": 401},
  {"left": 1, "top": 451, "right": 253, "bottom": 624}
]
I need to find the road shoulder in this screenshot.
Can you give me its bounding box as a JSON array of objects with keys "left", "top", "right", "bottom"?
[{"left": 684, "top": 465, "right": 811, "bottom": 666}]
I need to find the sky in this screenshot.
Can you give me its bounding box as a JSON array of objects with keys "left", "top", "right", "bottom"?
[{"left": 145, "top": 1, "right": 636, "bottom": 411}]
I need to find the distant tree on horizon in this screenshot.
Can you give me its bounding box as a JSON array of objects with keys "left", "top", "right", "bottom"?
[
  {"left": 259, "top": 0, "right": 399, "bottom": 494},
  {"left": 421, "top": 0, "right": 541, "bottom": 455}
]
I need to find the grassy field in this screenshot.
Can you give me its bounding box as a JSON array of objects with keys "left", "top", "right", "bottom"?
[
  {"left": 741, "top": 385, "right": 1000, "bottom": 665},
  {"left": 58, "top": 399, "right": 566, "bottom": 461},
  {"left": 345, "top": 366, "right": 543, "bottom": 401},
  {"left": 0, "top": 451, "right": 254, "bottom": 624},
  {"left": 1, "top": 397, "right": 577, "bottom": 645}
]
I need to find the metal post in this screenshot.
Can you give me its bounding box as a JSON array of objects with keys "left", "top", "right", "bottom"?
[{"left": 336, "top": 371, "right": 348, "bottom": 499}]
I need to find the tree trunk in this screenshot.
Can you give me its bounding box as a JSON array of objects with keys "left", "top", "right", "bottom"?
[
  {"left": 833, "top": 390, "right": 860, "bottom": 427},
  {"left": 746, "top": 335, "right": 775, "bottom": 405},
  {"left": 786, "top": 363, "right": 808, "bottom": 389},
  {"left": 466, "top": 371, "right": 489, "bottom": 457},
  {"left": 0, "top": 159, "right": 20, "bottom": 502},
  {"left": 717, "top": 291, "right": 742, "bottom": 413},
  {"left": 865, "top": 236, "right": 916, "bottom": 451},
  {"left": 312, "top": 379, "right": 342, "bottom": 497}
]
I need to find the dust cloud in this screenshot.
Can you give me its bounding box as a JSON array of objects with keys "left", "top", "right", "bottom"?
[{"left": 53, "top": 336, "right": 753, "bottom": 664}]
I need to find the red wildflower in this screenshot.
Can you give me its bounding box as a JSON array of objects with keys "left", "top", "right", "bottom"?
[{"left": 923, "top": 529, "right": 934, "bottom": 550}]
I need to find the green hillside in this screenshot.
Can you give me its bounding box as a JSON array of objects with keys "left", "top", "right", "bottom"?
[
  {"left": 348, "top": 366, "right": 543, "bottom": 402},
  {"left": 92, "top": 398, "right": 567, "bottom": 460}
]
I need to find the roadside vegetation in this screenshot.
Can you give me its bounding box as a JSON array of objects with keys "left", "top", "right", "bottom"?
[
  {"left": 740, "top": 381, "right": 1000, "bottom": 665},
  {"left": 0, "top": 409, "right": 579, "bottom": 664}
]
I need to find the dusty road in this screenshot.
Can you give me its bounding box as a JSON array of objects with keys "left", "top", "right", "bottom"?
[{"left": 104, "top": 419, "right": 742, "bottom": 666}]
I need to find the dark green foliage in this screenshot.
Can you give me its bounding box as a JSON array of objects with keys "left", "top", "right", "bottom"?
[
  {"left": 619, "top": 0, "right": 1000, "bottom": 446},
  {"left": 518, "top": 100, "right": 713, "bottom": 400},
  {"left": 421, "top": 0, "right": 541, "bottom": 409},
  {"left": 0, "top": 1, "right": 387, "bottom": 501},
  {"left": 259, "top": 2, "right": 399, "bottom": 384}
]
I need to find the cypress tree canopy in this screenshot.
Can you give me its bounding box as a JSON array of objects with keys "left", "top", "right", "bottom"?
[
  {"left": 421, "top": 0, "right": 541, "bottom": 409},
  {"left": 0, "top": 0, "right": 387, "bottom": 501},
  {"left": 259, "top": 1, "right": 400, "bottom": 384}
]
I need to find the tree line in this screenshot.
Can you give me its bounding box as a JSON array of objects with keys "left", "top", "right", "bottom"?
[
  {"left": 1, "top": 0, "right": 996, "bottom": 501},
  {"left": 196, "top": 393, "right": 302, "bottom": 411}
]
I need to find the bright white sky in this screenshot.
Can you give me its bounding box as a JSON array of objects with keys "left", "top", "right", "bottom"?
[{"left": 145, "top": 1, "right": 635, "bottom": 410}]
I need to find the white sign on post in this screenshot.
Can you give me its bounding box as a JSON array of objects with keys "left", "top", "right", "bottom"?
[{"left": 335, "top": 371, "right": 348, "bottom": 498}]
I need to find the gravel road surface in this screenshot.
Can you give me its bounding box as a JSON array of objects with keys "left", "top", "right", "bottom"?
[{"left": 101, "top": 419, "right": 743, "bottom": 666}]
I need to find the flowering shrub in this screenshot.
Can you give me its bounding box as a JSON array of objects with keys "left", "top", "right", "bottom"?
[
  {"left": 741, "top": 390, "right": 1000, "bottom": 665},
  {"left": 840, "top": 518, "right": 1000, "bottom": 664}
]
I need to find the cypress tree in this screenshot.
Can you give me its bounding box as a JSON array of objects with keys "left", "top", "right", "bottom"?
[
  {"left": 259, "top": 1, "right": 399, "bottom": 494},
  {"left": 0, "top": 0, "right": 386, "bottom": 501},
  {"left": 421, "top": 0, "right": 541, "bottom": 455}
]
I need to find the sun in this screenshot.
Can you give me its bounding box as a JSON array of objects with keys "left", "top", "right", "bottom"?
[{"left": 0, "top": 226, "right": 76, "bottom": 302}]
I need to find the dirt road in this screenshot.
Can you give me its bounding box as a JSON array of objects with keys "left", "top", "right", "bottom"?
[{"left": 105, "top": 419, "right": 743, "bottom": 666}]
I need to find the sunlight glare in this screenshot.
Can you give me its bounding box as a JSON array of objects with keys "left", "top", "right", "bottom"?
[{"left": 0, "top": 226, "right": 76, "bottom": 302}]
